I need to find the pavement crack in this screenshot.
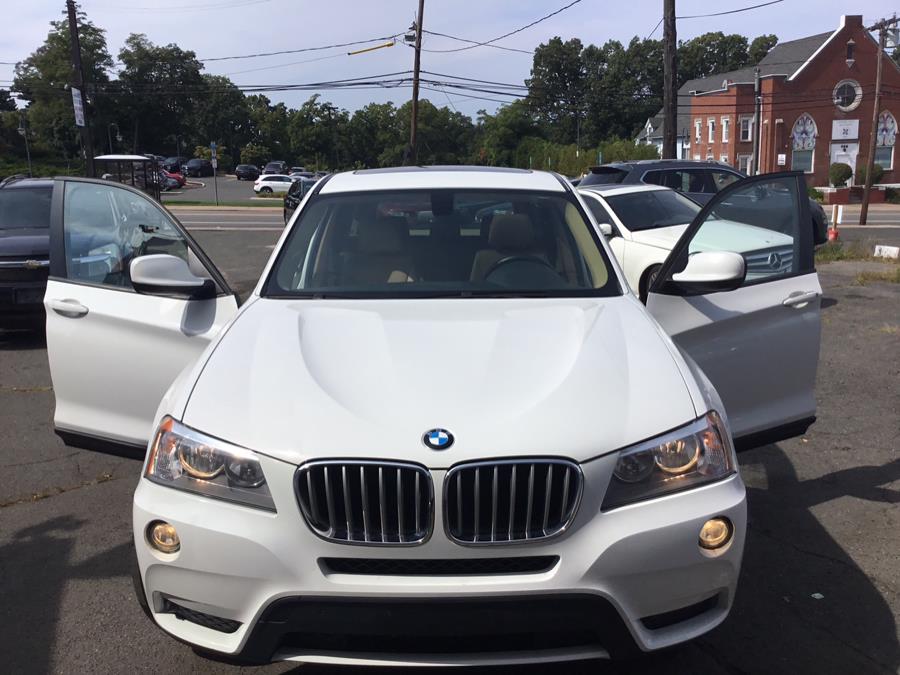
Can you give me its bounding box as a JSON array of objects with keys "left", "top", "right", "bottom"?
[
  {"left": 0, "top": 472, "right": 122, "bottom": 508},
  {"left": 1, "top": 451, "right": 80, "bottom": 469}
]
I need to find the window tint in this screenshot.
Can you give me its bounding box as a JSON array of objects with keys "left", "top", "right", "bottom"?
[
  {"left": 604, "top": 190, "right": 700, "bottom": 232},
  {"left": 643, "top": 169, "right": 712, "bottom": 194},
  {"left": 582, "top": 195, "right": 613, "bottom": 224},
  {"left": 0, "top": 188, "right": 52, "bottom": 230},
  {"left": 63, "top": 182, "right": 189, "bottom": 288},
  {"left": 579, "top": 168, "right": 628, "bottom": 186},
  {"left": 710, "top": 170, "right": 742, "bottom": 191},
  {"left": 266, "top": 190, "right": 619, "bottom": 298},
  {"left": 682, "top": 176, "right": 801, "bottom": 286}
]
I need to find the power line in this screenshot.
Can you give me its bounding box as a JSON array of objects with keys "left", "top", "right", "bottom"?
[
  {"left": 198, "top": 35, "right": 403, "bottom": 62},
  {"left": 421, "top": 0, "right": 584, "bottom": 53},
  {"left": 420, "top": 30, "right": 532, "bottom": 54},
  {"left": 648, "top": 0, "right": 785, "bottom": 38},
  {"left": 84, "top": 0, "right": 274, "bottom": 13}
]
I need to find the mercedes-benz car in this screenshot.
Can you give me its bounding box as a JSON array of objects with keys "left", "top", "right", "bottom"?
[{"left": 43, "top": 167, "right": 821, "bottom": 666}]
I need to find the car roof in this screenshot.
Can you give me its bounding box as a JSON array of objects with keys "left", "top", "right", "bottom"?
[
  {"left": 0, "top": 176, "right": 54, "bottom": 189},
  {"left": 321, "top": 166, "right": 566, "bottom": 194},
  {"left": 588, "top": 160, "right": 734, "bottom": 172},
  {"left": 578, "top": 184, "right": 669, "bottom": 197}
]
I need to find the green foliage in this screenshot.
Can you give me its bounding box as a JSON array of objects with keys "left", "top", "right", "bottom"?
[
  {"left": 855, "top": 163, "right": 885, "bottom": 186},
  {"left": 240, "top": 142, "right": 269, "bottom": 166},
  {"left": 885, "top": 187, "right": 900, "bottom": 204},
  {"left": 807, "top": 185, "right": 824, "bottom": 203},
  {"left": 829, "top": 163, "right": 853, "bottom": 187},
  {"left": 748, "top": 35, "right": 778, "bottom": 64}
]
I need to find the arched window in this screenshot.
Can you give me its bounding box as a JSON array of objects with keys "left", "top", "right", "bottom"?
[
  {"left": 791, "top": 114, "right": 817, "bottom": 173},
  {"left": 876, "top": 111, "right": 897, "bottom": 171}
]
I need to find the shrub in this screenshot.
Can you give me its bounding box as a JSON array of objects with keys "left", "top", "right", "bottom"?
[
  {"left": 828, "top": 162, "right": 852, "bottom": 187},
  {"left": 807, "top": 185, "right": 823, "bottom": 203},
  {"left": 855, "top": 163, "right": 885, "bottom": 186},
  {"left": 885, "top": 187, "right": 900, "bottom": 204}
]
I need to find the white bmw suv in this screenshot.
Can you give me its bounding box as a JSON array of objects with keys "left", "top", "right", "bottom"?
[{"left": 43, "top": 166, "right": 821, "bottom": 666}]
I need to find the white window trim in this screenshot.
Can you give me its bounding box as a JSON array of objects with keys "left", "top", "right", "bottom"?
[
  {"left": 737, "top": 153, "right": 752, "bottom": 173},
  {"left": 721, "top": 117, "right": 730, "bottom": 143},
  {"left": 694, "top": 119, "right": 702, "bottom": 144},
  {"left": 739, "top": 115, "right": 754, "bottom": 142},
  {"left": 791, "top": 149, "right": 815, "bottom": 174},
  {"left": 708, "top": 118, "right": 716, "bottom": 143}
]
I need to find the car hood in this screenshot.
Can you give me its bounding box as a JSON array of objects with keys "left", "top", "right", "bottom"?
[
  {"left": 628, "top": 220, "right": 793, "bottom": 253},
  {"left": 628, "top": 224, "right": 689, "bottom": 250},
  {"left": 0, "top": 229, "right": 50, "bottom": 257},
  {"left": 183, "top": 297, "right": 697, "bottom": 467}
]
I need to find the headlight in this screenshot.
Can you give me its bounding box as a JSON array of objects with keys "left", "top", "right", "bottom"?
[
  {"left": 602, "top": 411, "right": 735, "bottom": 510},
  {"left": 145, "top": 416, "right": 275, "bottom": 512}
]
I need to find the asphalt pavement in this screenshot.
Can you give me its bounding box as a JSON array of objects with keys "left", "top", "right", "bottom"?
[
  {"left": 161, "top": 173, "right": 276, "bottom": 204},
  {"left": 0, "top": 226, "right": 898, "bottom": 674}
]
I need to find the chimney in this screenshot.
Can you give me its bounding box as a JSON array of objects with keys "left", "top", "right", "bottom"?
[{"left": 841, "top": 15, "right": 863, "bottom": 29}]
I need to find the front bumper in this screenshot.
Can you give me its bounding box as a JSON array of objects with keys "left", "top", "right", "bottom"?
[{"left": 133, "top": 453, "right": 746, "bottom": 666}]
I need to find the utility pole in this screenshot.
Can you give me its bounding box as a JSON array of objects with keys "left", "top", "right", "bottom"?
[
  {"left": 662, "top": 0, "right": 677, "bottom": 159},
  {"left": 66, "top": 0, "right": 95, "bottom": 177},
  {"left": 860, "top": 15, "right": 898, "bottom": 225},
  {"left": 17, "top": 114, "right": 33, "bottom": 177},
  {"left": 752, "top": 67, "right": 762, "bottom": 175},
  {"left": 404, "top": 0, "right": 425, "bottom": 165}
]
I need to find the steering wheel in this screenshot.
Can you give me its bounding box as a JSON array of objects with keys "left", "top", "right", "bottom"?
[{"left": 483, "top": 255, "right": 557, "bottom": 281}]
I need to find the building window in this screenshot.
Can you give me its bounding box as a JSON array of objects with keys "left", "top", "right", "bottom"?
[
  {"left": 720, "top": 154, "right": 729, "bottom": 164},
  {"left": 739, "top": 116, "right": 753, "bottom": 142},
  {"left": 737, "top": 154, "right": 752, "bottom": 174},
  {"left": 694, "top": 119, "right": 702, "bottom": 143},
  {"left": 846, "top": 39, "right": 855, "bottom": 65},
  {"left": 722, "top": 117, "right": 730, "bottom": 143},
  {"left": 791, "top": 113, "right": 817, "bottom": 174},
  {"left": 833, "top": 80, "right": 862, "bottom": 112},
  {"left": 708, "top": 119, "right": 716, "bottom": 143},
  {"left": 875, "top": 110, "right": 896, "bottom": 170}
]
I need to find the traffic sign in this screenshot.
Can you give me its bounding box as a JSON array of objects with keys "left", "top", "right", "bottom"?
[
  {"left": 210, "top": 142, "right": 217, "bottom": 159},
  {"left": 71, "top": 88, "right": 85, "bottom": 127},
  {"left": 211, "top": 158, "right": 218, "bottom": 169}
]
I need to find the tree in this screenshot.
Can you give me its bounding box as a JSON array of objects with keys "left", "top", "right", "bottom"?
[
  {"left": 345, "top": 102, "right": 402, "bottom": 168},
  {"left": 527, "top": 37, "right": 587, "bottom": 144},
  {"left": 748, "top": 35, "right": 778, "bottom": 64},
  {"left": 678, "top": 32, "right": 750, "bottom": 83},
  {"left": 0, "top": 89, "right": 16, "bottom": 112},
  {"left": 13, "top": 9, "right": 113, "bottom": 160},
  {"left": 474, "top": 100, "right": 540, "bottom": 166},
  {"left": 288, "top": 94, "right": 350, "bottom": 169},
  {"left": 240, "top": 142, "right": 270, "bottom": 167},
  {"left": 116, "top": 34, "right": 205, "bottom": 153},
  {"left": 190, "top": 74, "right": 250, "bottom": 168}
]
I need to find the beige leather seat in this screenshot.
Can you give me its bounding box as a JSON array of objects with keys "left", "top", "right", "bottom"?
[
  {"left": 470, "top": 213, "right": 544, "bottom": 281},
  {"left": 342, "top": 215, "right": 415, "bottom": 284}
]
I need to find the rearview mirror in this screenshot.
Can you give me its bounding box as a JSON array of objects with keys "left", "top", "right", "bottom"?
[
  {"left": 671, "top": 251, "right": 745, "bottom": 294},
  {"left": 130, "top": 254, "right": 216, "bottom": 300}
]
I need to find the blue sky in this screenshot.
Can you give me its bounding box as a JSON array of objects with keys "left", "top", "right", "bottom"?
[{"left": 0, "top": 0, "right": 892, "bottom": 117}]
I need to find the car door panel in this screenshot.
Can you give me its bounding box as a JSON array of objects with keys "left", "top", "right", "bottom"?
[
  {"left": 46, "top": 179, "right": 239, "bottom": 455},
  {"left": 647, "top": 172, "right": 820, "bottom": 448}
]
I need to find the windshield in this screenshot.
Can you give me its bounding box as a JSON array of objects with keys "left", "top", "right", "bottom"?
[
  {"left": 265, "top": 189, "right": 619, "bottom": 298},
  {"left": 0, "top": 188, "right": 52, "bottom": 230},
  {"left": 604, "top": 189, "right": 700, "bottom": 231}
]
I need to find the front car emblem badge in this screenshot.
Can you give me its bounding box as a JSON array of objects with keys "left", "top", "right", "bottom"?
[{"left": 423, "top": 428, "right": 454, "bottom": 450}]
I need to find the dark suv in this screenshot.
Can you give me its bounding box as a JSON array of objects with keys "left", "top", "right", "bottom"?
[
  {"left": 581, "top": 160, "right": 828, "bottom": 244},
  {"left": 182, "top": 159, "right": 214, "bottom": 177},
  {"left": 0, "top": 177, "right": 52, "bottom": 327}
]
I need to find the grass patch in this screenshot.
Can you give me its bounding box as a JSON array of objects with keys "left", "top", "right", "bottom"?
[
  {"left": 815, "top": 241, "right": 877, "bottom": 263},
  {"left": 879, "top": 324, "right": 900, "bottom": 335},
  {"left": 855, "top": 268, "right": 900, "bottom": 285}
]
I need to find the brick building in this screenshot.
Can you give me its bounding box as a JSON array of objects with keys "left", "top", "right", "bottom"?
[{"left": 639, "top": 15, "right": 900, "bottom": 186}]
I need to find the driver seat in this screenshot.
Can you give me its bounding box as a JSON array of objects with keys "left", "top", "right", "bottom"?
[{"left": 470, "top": 213, "right": 544, "bottom": 281}]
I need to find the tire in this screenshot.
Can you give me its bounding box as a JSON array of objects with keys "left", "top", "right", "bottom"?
[
  {"left": 260, "top": 186, "right": 272, "bottom": 194},
  {"left": 639, "top": 264, "right": 662, "bottom": 304}
]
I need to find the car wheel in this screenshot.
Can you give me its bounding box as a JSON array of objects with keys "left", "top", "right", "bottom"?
[
  {"left": 639, "top": 264, "right": 662, "bottom": 304},
  {"left": 260, "top": 186, "right": 272, "bottom": 194}
]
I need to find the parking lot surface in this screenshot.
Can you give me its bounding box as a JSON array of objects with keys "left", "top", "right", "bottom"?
[{"left": 0, "top": 226, "right": 897, "bottom": 674}]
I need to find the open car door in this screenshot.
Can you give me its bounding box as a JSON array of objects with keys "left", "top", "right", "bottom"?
[
  {"left": 45, "top": 178, "right": 239, "bottom": 456},
  {"left": 646, "top": 172, "right": 820, "bottom": 450}
]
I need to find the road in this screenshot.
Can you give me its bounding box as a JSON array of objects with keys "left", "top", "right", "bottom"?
[
  {"left": 0, "top": 225, "right": 898, "bottom": 674},
  {"left": 161, "top": 173, "right": 275, "bottom": 205}
]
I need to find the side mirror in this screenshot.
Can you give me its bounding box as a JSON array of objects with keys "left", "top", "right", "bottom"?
[
  {"left": 130, "top": 254, "right": 216, "bottom": 300},
  {"left": 671, "top": 250, "right": 745, "bottom": 294},
  {"left": 598, "top": 222, "right": 613, "bottom": 237}
]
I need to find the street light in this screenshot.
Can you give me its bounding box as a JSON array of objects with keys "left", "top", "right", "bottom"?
[
  {"left": 17, "top": 114, "right": 33, "bottom": 177},
  {"left": 107, "top": 122, "right": 122, "bottom": 154}
]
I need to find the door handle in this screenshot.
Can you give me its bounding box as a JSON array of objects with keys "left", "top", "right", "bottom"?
[
  {"left": 782, "top": 291, "right": 820, "bottom": 307},
  {"left": 48, "top": 298, "right": 89, "bottom": 318}
]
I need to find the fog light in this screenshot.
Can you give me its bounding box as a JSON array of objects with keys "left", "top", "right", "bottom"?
[
  {"left": 148, "top": 521, "right": 180, "bottom": 553},
  {"left": 699, "top": 517, "right": 732, "bottom": 550}
]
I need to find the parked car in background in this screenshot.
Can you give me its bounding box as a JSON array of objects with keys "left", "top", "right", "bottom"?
[
  {"left": 0, "top": 177, "right": 52, "bottom": 327},
  {"left": 580, "top": 160, "right": 828, "bottom": 245},
  {"left": 263, "top": 161, "right": 288, "bottom": 175},
  {"left": 289, "top": 171, "right": 314, "bottom": 180},
  {"left": 290, "top": 166, "right": 305, "bottom": 173},
  {"left": 158, "top": 172, "right": 181, "bottom": 192},
  {"left": 283, "top": 176, "right": 319, "bottom": 223},
  {"left": 162, "top": 156, "right": 188, "bottom": 173},
  {"left": 182, "top": 159, "right": 214, "bottom": 178},
  {"left": 40, "top": 167, "right": 821, "bottom": 666},
  {"left": 161, "top": 169, "right": 185, "bottom": 187},
  {"left": 253, "top": 174, "right": 293, "bottom": 194},
  {"left": 235, "top": 164, "right": 261, "bottom": 181}
]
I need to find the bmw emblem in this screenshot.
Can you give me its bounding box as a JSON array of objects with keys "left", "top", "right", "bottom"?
[{"left": 423, "top": 428, "right": 454, "bottom": 450}]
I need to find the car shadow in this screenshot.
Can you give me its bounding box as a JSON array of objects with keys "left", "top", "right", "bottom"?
[
  {"left": 0, "top": 326, "right": 46, "bottom": 351},
  {"left": 820, "top": 296, "right": 838, "bottom": 310},
  {"left": 0, "top": 515, "right": 133, "bottom": 674},
  {"left": 279, "top": 445, "right": 899, "bottom": 675}
]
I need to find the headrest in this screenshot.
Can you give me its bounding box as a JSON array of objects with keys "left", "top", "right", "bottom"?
[
  {"left": 358, "top": 215, "right": 407, "bottom": 254},
  {"left": 431, "top": 213, "right": 459, "bottom": 241},
  {"left": 488, "top": 213, "right": 536, "bottom": 252}
]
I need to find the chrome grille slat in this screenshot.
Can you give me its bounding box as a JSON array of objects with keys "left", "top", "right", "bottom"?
[
  {"left": 296, "top": 461, "right": 432, "bottom": 545},
  {"left": 445, "top": 459, "right": 582, "bottom": 545}
]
